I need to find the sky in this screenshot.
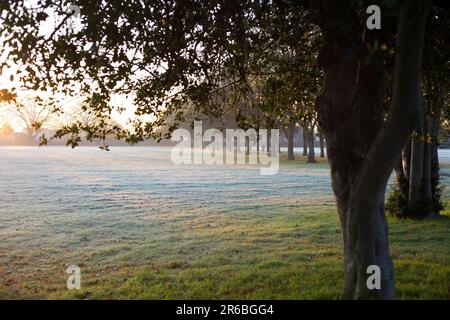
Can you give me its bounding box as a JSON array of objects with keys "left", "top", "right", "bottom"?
[{"left": 0, "top": 1, "right": 139, "bottom": 133}]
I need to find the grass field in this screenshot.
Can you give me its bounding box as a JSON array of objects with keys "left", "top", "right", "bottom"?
[
  {"left": 0, "top": 147, "right": 449, "bottom": 299},
  {"left": 78, "top": 205, "right": 450, "bottom": 300}
]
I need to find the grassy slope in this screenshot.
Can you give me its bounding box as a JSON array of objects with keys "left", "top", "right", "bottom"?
[{"left": 1, "top": 155, "right": 448, "bottom": 300}]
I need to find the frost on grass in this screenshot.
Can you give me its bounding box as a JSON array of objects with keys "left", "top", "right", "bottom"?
[{"left": 0, "top": 147, "right": 448, "bottom": 298}]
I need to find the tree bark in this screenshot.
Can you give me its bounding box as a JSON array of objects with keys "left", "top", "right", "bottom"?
[
  {"left": 287, "top": 125, "right": 295, "bottom": 160},
  {"left": 421, "top": 112, "right": 433, "bottom": 215},
  {"left": 393, "top": 105, "right": 440, "bottom": 218},
  {"left": 391, "top": 139, "right": 411, "bottom": 206},
  {"left": 302, "top": 126, "right": 308, "bottom": 156},
  {"left": 430, "top": 108, "right": 441, "bottom": 213},
  {"left": 402, "top": 139, "right": 411, "bottom": 184},
  {"left": 307, "top": 125, "right": 316, "bottom": 163},
  {"left": 394, "top": 154, "right": 409, "bottom": 197},
  {"left": 408, "top": 97, "right": 425, "bottom": 210},
  {"left": 256, "top": 132, "right": 260, "bottom": 152},
  {"left": 315, "top": 0, "right": 430, "bottom": 299},
  {"left": 319, "top": 132, "right": 325, "bottom": 158}
]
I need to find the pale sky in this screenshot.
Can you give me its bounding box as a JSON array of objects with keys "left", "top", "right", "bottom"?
[{"left": 0, "top": 1, "right": 142, "bottom": 133}]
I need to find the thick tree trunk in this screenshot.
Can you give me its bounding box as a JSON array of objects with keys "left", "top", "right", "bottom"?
[
  {"left": 287, "top": 125, "right": 295, "bottom": 160},
  {"left": 319, "top": 133, "right": 325, "bottom": 158},
  {"left": 342, "top": 189, "right": 394, "bottom": 299},
  {"left": 302, "top": 126, "right": 308, "bottom": 156},
  {"left": 307, "top": 125, "right": 316, "bottom": 163},
  {"left": 315, "top": 0, "right": 430, "bottom": 299}
]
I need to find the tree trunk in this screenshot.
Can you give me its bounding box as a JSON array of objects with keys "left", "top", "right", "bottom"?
[
  {"left": 302, "top": 126, "right": 308, "bottom": 156},
  {"left": 246, "top": 138, "right": 250, "bottom": 156},
  {"left": 421, "top": 112, "right": 433, "bottom": 215},
  {"left": 342, "top": 190, "right": 394, "bottom": 299},
  {"left": 315, "top": 0, "right": 430, "bottom": 299},
  {"left": 408, "top": 97, "right": 425, "bottom": 210},
  {"left": 319, "top": 133, "right": 325, "bottom": 158},
  {"left": 393, "top": 105, "right": 440, "bottom": 218},
  {"left": 402, "top": 139, "right": 411, "bottom": 184},
  {"left": 430, "top": 108, "right": 441, "bottom": 213},
  {"left": 393, "top": 139, "right": 411, "bottom": 203},
  {"left": 394, "top": 154, "right": 409, "bottom": 197},
  {"left": 307, "top": 125, "right": 316, "bottom": 163},
  {"left": 256, "top": 132, "right": 260, "bottom": 152},
  {"left": 287, "top": 125, "right": 295, "bottom": 160}
]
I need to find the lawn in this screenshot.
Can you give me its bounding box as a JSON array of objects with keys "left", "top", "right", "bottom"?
[
  {"left": 70, "top": 204, "right": 450, "bottom": 300},
  {"left": 0, "top": 147, "right": 448, "bottom": 299}
]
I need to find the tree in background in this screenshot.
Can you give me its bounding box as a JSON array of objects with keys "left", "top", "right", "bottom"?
[
  {"left": 387, "top": 4, "right": 449, "bottom": 219},
  {"left": 247, "top": 18, "right": 321, "bottom": 162},
  {"left": 0, "top": 119, "right": 14, "bottom": 138},
  {"left": 2, "top": 95, "right": 55, "bottom": 144},
  {"left": 47, "top": 102, "right": 125, "bottom": 150},
  {"left": 318, "top": 130, "right": 326, "bottom": 158}
]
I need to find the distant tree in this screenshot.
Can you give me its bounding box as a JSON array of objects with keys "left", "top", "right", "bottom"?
[
  {"left": 318, "top": 131, "right": 325, "bottom": 158},
  {"left": 247, "top": 21, "right": 321, "bottom": 162},
  {"left": 0, "top": 120, "right": 14, "bottom": 138},
  {"left": 387, "top": 5, "right": 449, "bottom": 219},
  {"left": 4, "top": 95, "right": 54, "bottom": 144},
  {"left": 47, "top": 103, "right": 125, "bottom": 150}
]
